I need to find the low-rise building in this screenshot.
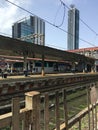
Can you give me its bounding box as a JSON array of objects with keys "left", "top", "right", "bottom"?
[{"left": 68, "top": 47, "right": 98, "bottom": 72}]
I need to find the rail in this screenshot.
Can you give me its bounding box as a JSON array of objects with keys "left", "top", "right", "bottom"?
[{"left": 0, "top": 84, "right": 98, "bottom": 130}]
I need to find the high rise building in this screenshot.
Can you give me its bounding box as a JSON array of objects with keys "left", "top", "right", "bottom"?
[
  {"left": 12, "top": 16, "right": 45, "bottom": 45},
  {"left": 67, "top": 5, "right": 79, "bottom": 50}
]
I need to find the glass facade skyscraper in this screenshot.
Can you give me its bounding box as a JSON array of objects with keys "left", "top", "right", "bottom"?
[
  {"left": 12, "top": 16, "right": 45, "bottom": 45},
  {"left": 67, "top": 6, "right": 79, "bottom": 50}
]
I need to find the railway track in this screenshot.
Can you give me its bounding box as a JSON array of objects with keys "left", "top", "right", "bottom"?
[
  {"left": 0, "top": 73, "right": 98, "bottom": 129},
  {"left": 0, "top": 87, "right": 87, "bottom": 115},
  {"left": 0, "top": 85, "right": 92, "bottom": 130}
]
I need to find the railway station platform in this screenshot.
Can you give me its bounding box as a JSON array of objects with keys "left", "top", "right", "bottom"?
[{"left": 0, "top": 72, "right": 93, "bottom": 80}]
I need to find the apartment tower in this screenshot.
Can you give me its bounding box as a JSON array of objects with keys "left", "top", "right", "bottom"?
[{"left": 67, "top": 5, "right": 79, "bottom": 50}]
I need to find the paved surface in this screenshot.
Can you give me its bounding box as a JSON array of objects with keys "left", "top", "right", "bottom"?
[
  {"left": 0, "top": 73, "right": 75, "bottom": 80},
  {"left": 0, "top": 72, "right": 92, "bottom": 80}
]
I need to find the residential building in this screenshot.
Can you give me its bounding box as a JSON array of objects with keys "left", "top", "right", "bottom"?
[
  {"left": 12, "top": 16, "right": 45, "bottom": 45},
  {"left": 67, "top": 5, "right": 79, "bottom": 50},
  {"left": 68, "top": 47, "right": 98, "bottom": 72}
]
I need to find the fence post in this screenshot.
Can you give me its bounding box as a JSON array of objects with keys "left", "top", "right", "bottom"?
[
  {"left": 55, "top": 91, "right": 60, "bottom": 130},
  {"left": 25, "top": 91, "right": 40, "bottom": 130},
  {"left": 22, "top": 109, "right": 32, "bottom": 130},
  {"left": 92, "top": 104, "right": 94, "bottom": 130},
  {"left": 79, "top": 119, "right": 81, "bottom": 130},
  {"left": 87, "top": 86, "right": 91, "bottom": 130},
  {"left": 95, "top": 102, "right": 97, "bottom": 130},
  {"left": 63, "top": 89, "right": 68, "bottom": 130},
  {"left": 44, "top": 93, "right": 49, "bottom": 130},
  {"left": 12, "top": 97, "right": 20, "bottom": 130}
]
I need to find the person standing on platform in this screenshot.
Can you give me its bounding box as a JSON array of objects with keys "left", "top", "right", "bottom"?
[
  {"left": 3, "top": 69, "right": 8, "bottom": 78},
  {"left": 1, "top": 69, "right": 4, "bottom": 78}
]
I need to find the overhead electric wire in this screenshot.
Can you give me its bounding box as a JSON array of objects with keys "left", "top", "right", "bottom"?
[
  {"left": 54, "top": 0, "right": 66, "bottom": 27},
  {"left": 60, "top": 0, "right": 98, "bottom": 36},
  {"left": 5, "top": 0, "right": 96, "bottom": 47},
  {"left": 80, "top": 18, "right": 98, "bottom": 36},
  {"left": 54, "top": 3, "right": 62, "bottom": 26},
  {"left": 46, "top": 43, "right": 67, "bottom": 50},
  {"left": 5, "top": 0, "right": 54, "bottom": 27}
]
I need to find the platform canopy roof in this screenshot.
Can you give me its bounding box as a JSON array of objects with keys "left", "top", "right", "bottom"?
[{"left": 0, "top": 35, "right": 95, "bottom": 64}]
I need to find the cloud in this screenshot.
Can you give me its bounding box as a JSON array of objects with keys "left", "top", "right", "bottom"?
[
  {"left": 0, "top": 0, "right": 32, "bottom": 36},
  {"left": 0, "top": 2, "right": 15, "bottom": 35}
]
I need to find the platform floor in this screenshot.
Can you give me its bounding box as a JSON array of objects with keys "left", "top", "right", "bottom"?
[
  {"left": 0, "top": 73, "right": 75, "bottom": 80},
  {"left": 0, "top": 72, "right": 93, "bottom": 80}
]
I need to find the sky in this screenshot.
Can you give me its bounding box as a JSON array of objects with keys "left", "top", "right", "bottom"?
[{"left": 0, "top": 0, "right": 98, "bottom": 50}]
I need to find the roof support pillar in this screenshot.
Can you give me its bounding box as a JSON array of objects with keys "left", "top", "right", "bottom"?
[
  {"left": 23, "top": 52, "right": 28, "bottom": 76},
  {"left": 91, "top": 65, "right": 95, "bottom": 73},
  {"left": 41, "top": 54, "right": 45, "bottom": 76}
]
